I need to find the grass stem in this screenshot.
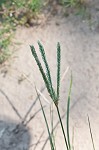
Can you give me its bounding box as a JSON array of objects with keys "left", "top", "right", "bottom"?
[{"left": 56, "top": 105, "right": 69, "bottom": 150}]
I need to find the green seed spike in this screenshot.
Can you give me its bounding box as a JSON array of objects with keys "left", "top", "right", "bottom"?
[
  {"left": 30, "top": 45, "right": 52, "bottom": 98},
  {"left": 38, "top": 41, "right": 56, "bottom": 100},
  {"left": 57, "top": 42, "right": 61, "bottom": 101}
]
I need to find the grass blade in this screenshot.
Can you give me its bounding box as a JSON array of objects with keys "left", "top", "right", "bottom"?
[
  {"left": 66, "top": 73, "right": 72, "bottom": 150},
  {"left": 41, "top": 111, "right": 66, "bottom": 149},
  {"left": 87, "top": 115, "right": 95, "bottom": 150},
  {"left": 35, "top": 86, "right": 54, "bottom": 150}
]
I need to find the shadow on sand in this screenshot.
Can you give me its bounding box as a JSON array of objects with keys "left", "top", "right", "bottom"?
[{"left": 0, "top": 118, "right": 31, "bottom": 150}]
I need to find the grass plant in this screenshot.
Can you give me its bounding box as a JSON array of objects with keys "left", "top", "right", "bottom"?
[
  {"left": 0, "top": 0, "right": 44, "bottom": 64},
  {"left": 30, "top": 42, "right": 96, "bottom": 150},
  {"left": 30, "top": 42, "right": 72, "bottom": 150},
  {"left": 62, "top": 0, "right": 85, "bottom": 7},
  {"left": 0, "top": 0, "right": 88, "bottom": 64},
  {"left": 62, "top": 0, "right": 78, "bottom": 7}
]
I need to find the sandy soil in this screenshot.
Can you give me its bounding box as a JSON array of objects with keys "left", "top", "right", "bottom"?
[{"left": 0, "top": 1, "right": 99, "bottom": 149}]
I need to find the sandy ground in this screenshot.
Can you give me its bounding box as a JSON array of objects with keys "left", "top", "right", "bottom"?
[{"left": 0, "top": 1, "right": 99, "bottom": 150}]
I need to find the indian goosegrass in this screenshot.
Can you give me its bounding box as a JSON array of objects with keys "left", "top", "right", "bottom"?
[
  {"left": 30, "top": 42, "right": 72, "bottom": 150},
  {"left": 30, "top": 42, "right": 96, "bottom": 150}
]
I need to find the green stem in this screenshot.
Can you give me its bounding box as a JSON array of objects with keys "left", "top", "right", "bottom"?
[{"left": 56, "top": 105, "right": 69, "bottom": 150}]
